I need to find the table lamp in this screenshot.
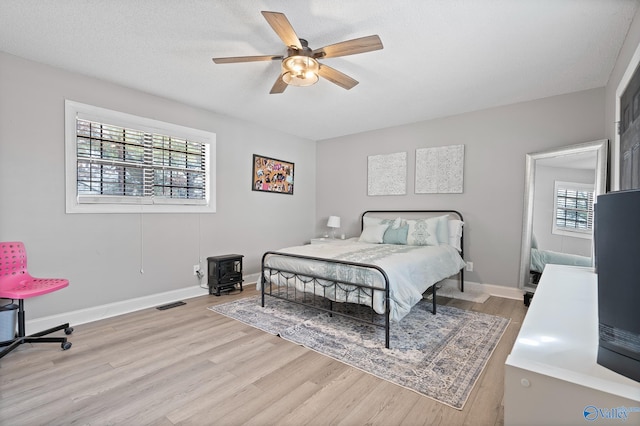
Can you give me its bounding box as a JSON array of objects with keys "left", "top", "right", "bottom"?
[{"left": 327, "top": 216, "right": 341, "bottom": 239}]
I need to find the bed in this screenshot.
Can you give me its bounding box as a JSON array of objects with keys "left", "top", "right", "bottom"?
[
  {"left": 528, "top": 234, "right": 592, "bottom": 285},
  {"left": 530, "top": 248, "right": 592, "bottom": 274},
  {"left": 259, "top": 210, "right": 466, "bottom": 348}
]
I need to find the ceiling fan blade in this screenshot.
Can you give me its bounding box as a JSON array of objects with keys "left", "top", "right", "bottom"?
[
  {"left": 212, "top": 55, "right": 282, "bottom": 64},
  {"left": 318, "top": 65, "right": 359, "bottom": 90},
  {"left": 313, "top": 35, "right": 383, "bottom": 59},
  {"left": 261, "top": 11, "right": 302, "bottom": 49},
  {"left": 270, "top": 74, "right": 288, "bottom": 94}
]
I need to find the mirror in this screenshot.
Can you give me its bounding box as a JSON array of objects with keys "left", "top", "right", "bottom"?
[{"left": 519, "top": 139, "right": 608, "bottom": 295}]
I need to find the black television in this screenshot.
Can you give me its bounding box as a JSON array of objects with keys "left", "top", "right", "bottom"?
[{"left": 594, "top": 189, "right": 640, "bottom": 382}]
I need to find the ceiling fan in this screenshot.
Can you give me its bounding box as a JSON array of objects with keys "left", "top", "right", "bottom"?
[{"left": 212, "top": 11, "right": 383, "bottom": 94}]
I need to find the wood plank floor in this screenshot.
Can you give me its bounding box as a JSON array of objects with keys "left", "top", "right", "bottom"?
[{"left": 0, "top": 287, "right": 527, "bottom": 426}]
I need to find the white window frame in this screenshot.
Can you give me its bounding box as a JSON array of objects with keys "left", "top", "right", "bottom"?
[
  {"left": 552, "top": 181, "right": 593, "bottom": 239},
  {"left": 65, "top": 100, "right": 216, "bottom": 214}
]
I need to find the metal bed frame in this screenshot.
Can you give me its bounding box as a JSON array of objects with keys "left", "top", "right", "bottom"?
[{"left": 260, "top": 210, "right": 464, "bottom": 349}]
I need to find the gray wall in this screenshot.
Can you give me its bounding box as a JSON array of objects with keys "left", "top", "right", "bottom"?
[
  {"left": 0, "top": 52, "right": 316, "bottom": 319},
  {"left": 316, "top": 88, "right": 605, "bottom": 289}
]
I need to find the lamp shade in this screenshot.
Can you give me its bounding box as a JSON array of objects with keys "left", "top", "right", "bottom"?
[{"left": 327, "top": 216, "right": 341, "bottom": 228}]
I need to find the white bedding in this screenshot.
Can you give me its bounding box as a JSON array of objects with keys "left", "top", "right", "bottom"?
[{"left": 261, "top": 238, "right": 466, "bottom": 322}]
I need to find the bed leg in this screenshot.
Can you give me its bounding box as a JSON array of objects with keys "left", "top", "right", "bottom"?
[
  {"left": 385, "top": 315, "right": 390, "bottom": 349},
  {"left": 432, "top": 284, "right": 437, "bottom": 315}
]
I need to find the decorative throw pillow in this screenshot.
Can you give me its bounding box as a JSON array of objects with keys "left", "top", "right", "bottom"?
[
  {"left": 383, "top": 224, "right": 409, "bottom": 245},
  {"left": 406, "top": 218, "right": 439, "bottom": 246},
  {"left": 358, "top": 223, "right": 389, "bottom": 243},
  {"left": 390, "top": 217, "right": 403, "bottom": 229}
]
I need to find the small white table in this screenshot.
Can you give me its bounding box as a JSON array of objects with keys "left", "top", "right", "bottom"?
[
  {"left": 309, "top": 237, "right": 348, "bottom": 245},
  {"left": 504, "top": 265, "right": 640, "bottom": 425}
]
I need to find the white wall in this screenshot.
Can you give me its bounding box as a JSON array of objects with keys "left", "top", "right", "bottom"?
[
  {"left": 0, "top": 52, "right": 316, "bottom": 319},
  {"left": 316, "top": 89, "right": 605, "bottom": 289}
]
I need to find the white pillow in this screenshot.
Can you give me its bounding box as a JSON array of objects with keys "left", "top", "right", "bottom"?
[
  {"left": 358, "top": 223, "right": 389, "bottom": 243},
  {"left": 405, "top": 218, "right": 439, "bottom": 246},
  {"left": 435, "top": 215, "right": 450, "bottom": 245},
  {"left": 448, "top": 220, "right": 464, "bottom": 251},
  {"left": 362, "top": 216, "right": 384, "bottom": 228},
  {"left": 363, "top": 216, "right": 402, "bottom": 229}
]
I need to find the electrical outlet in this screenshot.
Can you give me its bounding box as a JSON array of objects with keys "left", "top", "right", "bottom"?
[
  {"left": 466, "top": 261, "right": 474, "bottom": 272},
  {"left": 193, "top": 264, "right": 200, "bottom": 276}
]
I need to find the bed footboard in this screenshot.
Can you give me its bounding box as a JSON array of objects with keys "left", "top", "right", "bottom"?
[{"left": 260, "top": 251, "right": 393, "bottom": 348}]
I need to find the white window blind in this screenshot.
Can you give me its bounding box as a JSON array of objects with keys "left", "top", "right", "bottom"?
[
  {"left": 553, "top": 181, "right": 594, "bottom": 237},
  {"left": 65, "top": 100, "right": 216, "bottom": 214},
  {"left": 76, "top": 119, "right": 207, "bottom": 203}
]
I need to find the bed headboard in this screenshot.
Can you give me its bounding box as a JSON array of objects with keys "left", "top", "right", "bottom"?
[{"left": 361, "top": 210, "right": 464, "bottom": 257}]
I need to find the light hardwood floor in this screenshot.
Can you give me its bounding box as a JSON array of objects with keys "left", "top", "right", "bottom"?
[{"left": 0, "top": 286, "right": 527, "bottom": 426}]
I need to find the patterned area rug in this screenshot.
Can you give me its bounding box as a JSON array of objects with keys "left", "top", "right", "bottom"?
[{"left": 209, "top": 296, "right": 510, "bottom": 410}]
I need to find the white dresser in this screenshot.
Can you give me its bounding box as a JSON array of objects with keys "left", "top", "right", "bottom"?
[{"left": 504, "top": 265, "right": 640, "bottom": 425}]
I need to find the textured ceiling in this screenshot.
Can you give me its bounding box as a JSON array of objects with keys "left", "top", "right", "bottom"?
[{"left": 0, "top": 0, "right": 637, "bottom": 140}]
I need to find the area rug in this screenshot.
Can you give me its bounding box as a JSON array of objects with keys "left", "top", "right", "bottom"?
[{"left": 209, "top": 296, "right": 510, "bottom": 410}]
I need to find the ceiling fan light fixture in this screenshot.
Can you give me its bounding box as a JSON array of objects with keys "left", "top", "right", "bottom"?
[
  {"left": 281, "top": 55, "right": 319, "bottom": 87},
  {"left": 212, "top": 12, "right": 383, "bottom": 93}
]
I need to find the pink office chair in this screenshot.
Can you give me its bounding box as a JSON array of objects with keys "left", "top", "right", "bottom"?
[{"left": 0, "top": 242, "right": 73, "bottom": 359}]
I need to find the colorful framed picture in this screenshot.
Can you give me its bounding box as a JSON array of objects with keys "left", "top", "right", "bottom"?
[{"left": 252, "top": 154, "right": 294, "bottom": 195}]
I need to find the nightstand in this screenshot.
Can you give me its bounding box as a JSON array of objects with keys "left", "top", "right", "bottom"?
[{"left": 207, "top": 254, "right": 243, "bottom": 296}]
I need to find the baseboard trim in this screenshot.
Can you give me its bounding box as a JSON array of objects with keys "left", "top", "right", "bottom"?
[
  {"left": 484, "top": 283, "right": 525, "bottom": 300},
  {"left": 440, "top": 278, "right": 524, "bottom": 300},
  {"left": 26, "top": 285, "right": 209, "bottom": 335},
  {"left": 244, "top": 272, "right": 260, "bottom": 286}
]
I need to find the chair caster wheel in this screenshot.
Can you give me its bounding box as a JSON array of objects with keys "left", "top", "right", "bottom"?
[
  {"left": 61, "top": 341, "right": 72, "bottom": 350},
  {"left": 64, "top": 327, "right": 74, "bottom": 335}
]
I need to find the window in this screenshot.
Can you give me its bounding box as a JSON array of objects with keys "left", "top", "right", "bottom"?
[
  {"left": 553, "top": 181, "right": 594, "bottom": 238},
  {"left": 65, "top": 100, "right": 216, "bottom": 213}
]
